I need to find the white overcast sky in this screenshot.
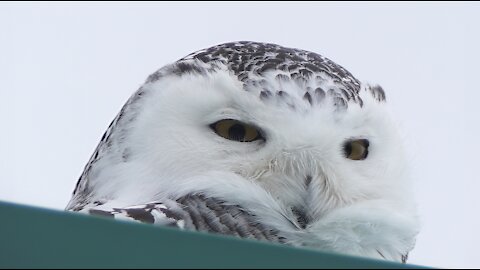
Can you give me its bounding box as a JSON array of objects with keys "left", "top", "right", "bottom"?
[{"left": 1, "top": 2, "right": 479, "bottom": 268}]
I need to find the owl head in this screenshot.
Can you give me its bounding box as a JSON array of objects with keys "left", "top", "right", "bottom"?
[{"left": 68, "top": 42, "right": 418, "bottom": 260}]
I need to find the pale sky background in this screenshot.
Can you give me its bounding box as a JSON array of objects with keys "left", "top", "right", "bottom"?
[{"left": 1, "top": 2, "right": 479, "bottom": 268}]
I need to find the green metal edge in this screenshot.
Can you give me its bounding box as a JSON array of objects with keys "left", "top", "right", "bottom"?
[{"left": 0, "top": 201, "right": 429, "bottom": 269}]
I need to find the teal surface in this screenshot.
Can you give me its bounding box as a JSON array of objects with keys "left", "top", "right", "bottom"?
[{"left": 0, "top": 201, "right": 428, "bottom": 269}]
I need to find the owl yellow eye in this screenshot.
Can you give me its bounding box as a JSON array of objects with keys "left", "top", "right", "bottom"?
[
  {"left": 210, "top": 119, "right": 263, "bottom": 142},
  {"left": 344, "top": 139, "right": 369, "bottom": 160}
]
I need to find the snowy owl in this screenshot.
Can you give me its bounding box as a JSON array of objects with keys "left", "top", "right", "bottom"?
[{"left": 67, "top": 41, "right": 419, "bottom": 263}]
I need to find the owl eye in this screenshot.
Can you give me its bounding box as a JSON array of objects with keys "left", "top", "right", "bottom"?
[
  {"left": 210, "top": 119, "right": 263, "bottom": 142},
  {"left": 344, "top": 139, "right": 369, "bottom": 160}
]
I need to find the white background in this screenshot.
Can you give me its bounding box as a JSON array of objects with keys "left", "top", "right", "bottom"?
[{"left": 1, "top": 2, "right": 479, "bottom": 268}]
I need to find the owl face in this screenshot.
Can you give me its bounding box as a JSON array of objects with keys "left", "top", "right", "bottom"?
[{"left": 88, "top": 63, "right": 410, "bottom": 226}]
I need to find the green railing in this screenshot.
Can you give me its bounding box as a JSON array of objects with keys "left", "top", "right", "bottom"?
[{"left": 0, "top": 201, "right": 428, "bottom": 269}]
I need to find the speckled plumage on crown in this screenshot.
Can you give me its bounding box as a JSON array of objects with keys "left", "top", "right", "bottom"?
[
  {"left": 146, "top": 41, "right": 380, "bottom": 110},
  {"left": 182, "top": 41, "right": 360, "bottom": 90}
]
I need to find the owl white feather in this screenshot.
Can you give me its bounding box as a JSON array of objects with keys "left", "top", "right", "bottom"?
[{"left": 67, "top": 42, "right": 419, "bottom": 263}]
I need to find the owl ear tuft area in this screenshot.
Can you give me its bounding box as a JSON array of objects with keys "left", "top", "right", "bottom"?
[{"left": 367, "top": 85, "right": 386, "bottom": 102}]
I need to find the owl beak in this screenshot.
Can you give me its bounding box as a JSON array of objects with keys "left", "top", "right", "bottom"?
[
  {"left": 290, "top": 175, "right": 314, "bottom": 229},
  {"left": 292, "top": 206, "right": 309, "bottom": 229}
]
